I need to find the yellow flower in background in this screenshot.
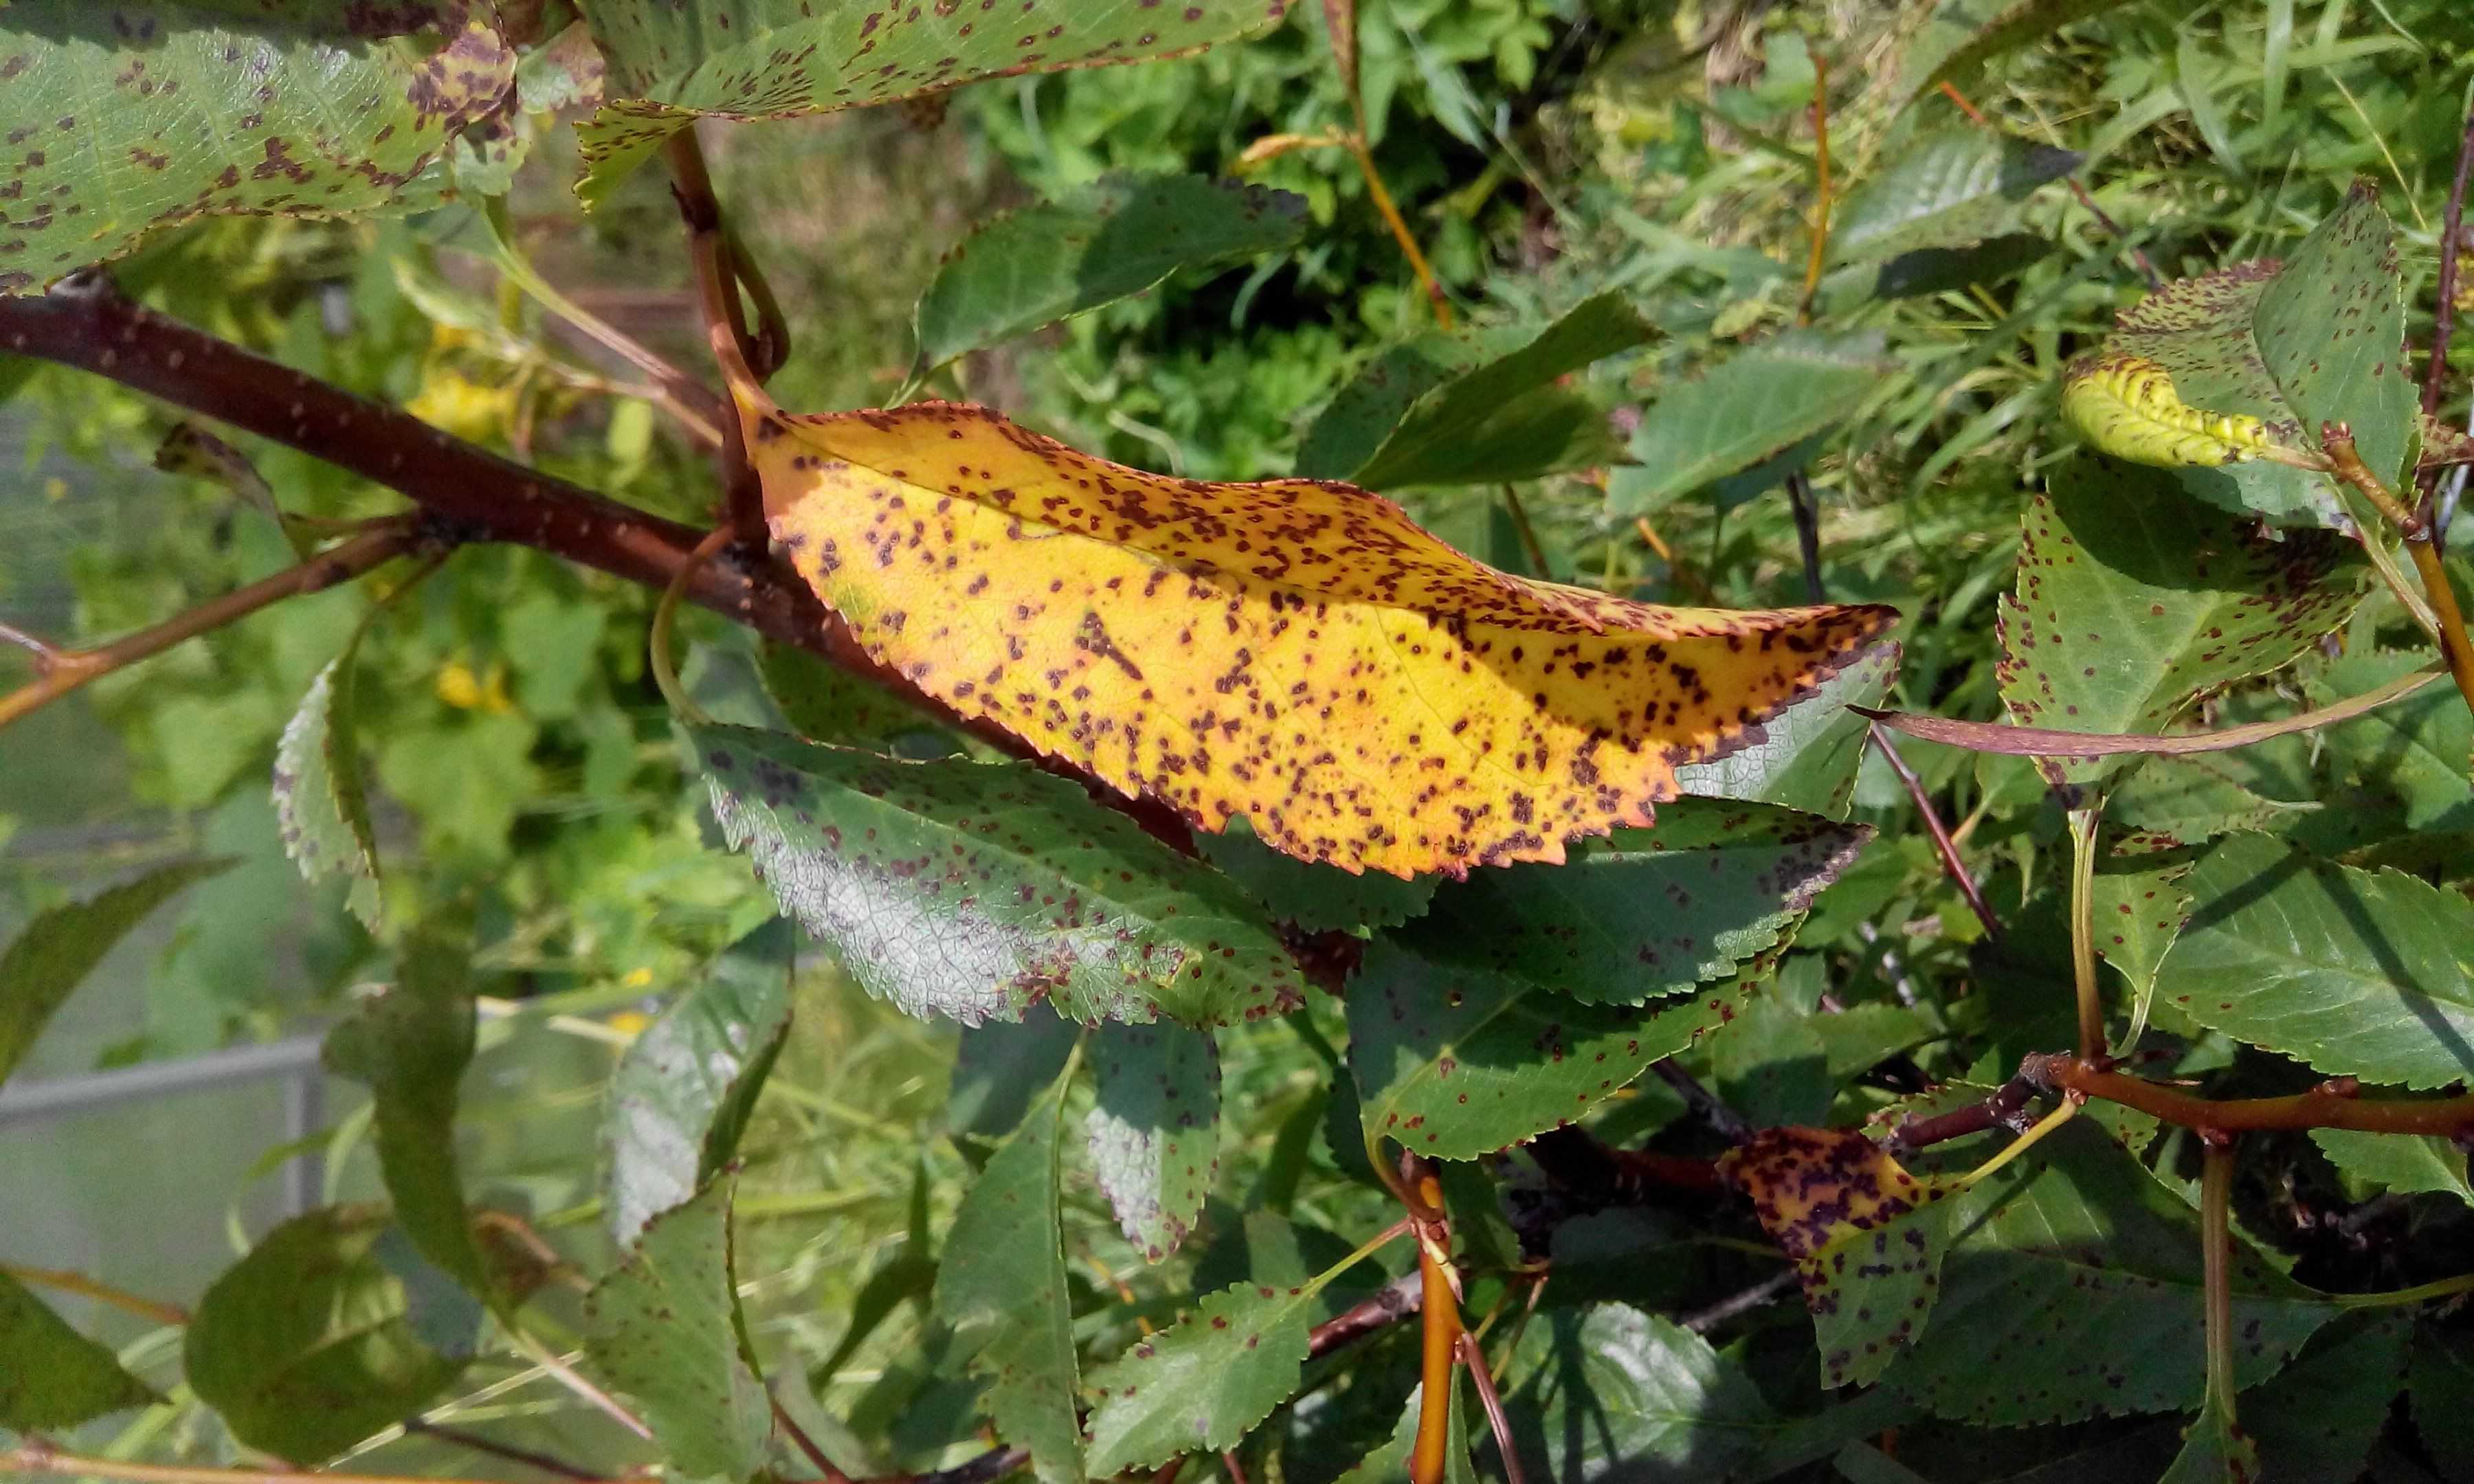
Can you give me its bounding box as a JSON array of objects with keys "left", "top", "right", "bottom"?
[
  {"left": 435, "top": 657, "right": 515, "bottom": 714},
  {"left": 408, "top": 367, "right": 518, "bottom": 442}
]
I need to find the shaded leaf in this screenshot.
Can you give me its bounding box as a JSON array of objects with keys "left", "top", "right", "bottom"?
[
  {"left": 186, "top": 1206, "right": 477, "bottom": 1465},
  {"left": 1720, "top": 1125, "right": 1953, "bottom": 1389},
  {"left": 1886, "top": 1114, "right": 2341, "bottom": 1425},
  {"left": 584, "top": 1178, "right": 772, "bottom": 1481},
  {"left": 2161, "top": 833, "right": 2474, "bottom": 1089},
  {"left": 1833, "top": 128, "right": 2081, "bottom": 263},
  {"left": 2090, "top": 844, "right": 2196, "bottom": 1047},
  {"left": 276, "top": 647, "right": 383, "bottom": 931},
  {"left": 1674, "top": 639, "right": 1899, "bottom": 820},
  {"left": 1194, "top": 818, "right": 1439, "bottom": 933},
  {"left": 605, "top": 919, "right": 797, "bottom": 1248},
  {"left": 747, "top": 395, "right": 1892, "bottom": 879},
  {"left": 0, "top": 1270, "right": 158, "bottom": 1430},
  {"left": 2310, "top": 1127, "right": 2472, "bottom": 1206},
  {"left": 1407, "top": 799, "right": 1869, "bottom": 1006},
  {"left": 1994, "top": 453, "right": 2359, "bottom": 789},
  {"left": 2243, "top": 1309, "right": 2405, "bottom": 1484},
  {"left": 1086, "top": 1020, "right": 1221, "bottom": 1262},
  {"left": 1084, "top": 1274, "right": 1333, "bottom": 1474},
  {"left": 911, "top": 173, "right": 1308, "bottom": 382},
  {"left": 1346, "top": 938, "right": 1755, "bottom": 1161},
  {"left": 0, "top": 3, "right": 512, "bottom": 292},
  {"left": 575, "top": 1, "right": 1287, "bottom": 202},
  {"left": 1608, "top": 331, "right": 1889, "bottom": 514},
  {"left": 1303, "top": 291, "right": 1655, "bottom": 489},
  {"left": 2108, "top": 756, "right": 2304, "bottom": 853},
  {"left": 0, "top": 857, "right": 233, "bottom": 1088},
  {"left": 322, "top": 931, "right": 484, "bottom": 1298},
  {"left": 935, "top": 1059, "right": 1082, "bottom": 1483},
  {"left": 758, "top": 638, "right": 952, "bottom": 749},
  {"left": 695, "top": 724, "right": 1302, "bottom": 1028},
  {"left": 2411, "top": 1327, "right": 2474, "bottom": 1483},
  {"left": 948, "top": 1004, "right": 1081, "bottom": 1140},
  {"left": 1706, "top": 987, "right": 1832, "bottom": 1126},
  {"left": 1904, "top": 0, "right": 2141, "bottom": 101},
  {"left": 2313, "top": 646, "right": 2474, "bottom": 832},
  {"left": 1497, "top": 1304, "right": 1803, "bottom": 1481},
  {"left": 2157, "top": 1404, "right": 2259, "bottom": 1484}
]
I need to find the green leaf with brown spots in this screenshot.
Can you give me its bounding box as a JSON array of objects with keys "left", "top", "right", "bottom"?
[
  {"left": 0, "top": 1271, "right": 159, "bottom": 1430},
  {"left": 746, "top": 395, "right": 1894, "bottom": 881},
  {"left": 1084, "top": 1266, "right": 1355, "bottom": 1474},
  {"left": 1406, "top": 798, "right": 1870, "bottom": 1007},
  {"left": 693, "top": 723, "right": 1304, "bottom": 1028},
  {"left": 1193, "top": 819, "right": 1439, "bottom": 933},
  {"left": 1831, "top": 128, "right": 2081, "bottom": 264},
  {"left": 1086, "top": 1020, "right": 1221, "bottom": 1261},
  {"left": 572, "top": 1, "right": 1294, "bottom": 205},
  {"left": 2310, "top": 1128, "right": 2473, "bottom": 1206},
  {"left": 1995, "top": 453, "right": 2360, "bottom": 791},
  {"left": 1346, "top": 938, "right": 1757, "bottom": 1162},
  {"left": 583, "top": 1177, "right": 773, "bottom": 1481},
  {"left": 936, "top": 1057, "right": 1082, "bottom": 1484},
  {"left": 2155, "top": 833, "right": 2474, "bottom": 1090},
  {"left": 2059, "top": 179, "right": 2417, "bottom": 527},
  {"left": 186, "top": 1205, "right": 479, "bottom": 1465},
  {"left": 910, "top": 173, "right": 1310, "bottom": 385},
  {"left": 0, "top": 3, "right": 513, "bottom": 293},
  {"left": 2310, "top": 646, "right": 2474, "bottom": 833},
  {"left": 1883, "top": 1112, "right": 2343, "bottom": 1426}
]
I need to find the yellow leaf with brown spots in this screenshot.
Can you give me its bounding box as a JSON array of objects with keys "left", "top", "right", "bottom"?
[
  {"left": 1719, "top": 1125, "right": 1954, "bottom": 1389},
  {"left": 749, "top": 398, "right": 1894, "bottom": 879}
]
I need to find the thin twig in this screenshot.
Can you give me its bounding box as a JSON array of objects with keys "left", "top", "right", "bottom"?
[
  {"left": 2022, "top": 1054, "right": 2474, "bottom": 1138},
  {"left": 0, "top": 519, "right": 421, "bottom": 732},
  {"left": 2063, "top": 176, "right": 2161, "bottom": 290},
  {"left": 2198, "top": 1142, "right": 2238, "bottom": 1428},
  {"left": 504, "top": 1333, "right": 654, "bottom": 1442},
  {"left": 0, "top": 619, "right": 65, "bottom": 671},
  {"left": 1887, "top": 1075, "right": 2041, "bottom": 1156},
  {"left": 1630, "top": 514, "right": 1718, "bottom": 602},
  {"left": 2420, "top": 111, "right": 2474, "bottom": 430},
  {"left": 1651, "top": 1059, "right": 1753, "bottom": 1145},
  {"left": 1217, "top": 1453, "right": 1249, "bottom": 1484},
  {"left": 1499, "top": 485, "right": 1551, "bottom": 576},
  {"left": 1866, "top": 726, "right": 2002, "bottom": 941},
  {"left": 771, "top": 1394, "right": 856, "bottom": 1484},
  {"left": 665, "top": 129, "right": 770, "bottom": 548},
  {"left": 1676, "top": 1270, "right": 1799, "bottom": 1333},
  {"left": 2065, "top": 805, "right": 2104, "bottom": 1061},
  {"left": 1782, "top": 470, "right": 1826, "bottom": 603},
  {"left": 1798, "top": 53, "right": 1832, "bottom": 323},
  {"left": 1454, "top": 1332, "right": 1528, "bottom": 1484},
  {"left": 0, "top": 1264, "right": 188, "bottom": 1327},
  {"left": 398, "top": 1420, "right": 603, "bottom": 1483},
  {"left": 2327, "top": 423, "right": 2474, "bottom": 719}
]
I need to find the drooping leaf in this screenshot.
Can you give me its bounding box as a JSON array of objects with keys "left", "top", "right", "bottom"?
[
  {"left": 1300, "top": 291, "right": 1655, "bottom": 489},
  {"left": 1086, "top": 1020, "right": 1221, "bottom": 1261},
  {"left": 1673, "top": 639, "right": 1899, "bottom": 820},
  {"left": 1832, "top": 128, "right": 2081, "bottom": 263},
  {"left": 1084, "top": 1272, "right": 1337, "bottom": 1474},
  {"left": 583, "top": 1177, "right": 772, "bottom": 1481},
  {"left": 1406, "top": 799, "right": 1869, "bottom": 1006},
  {"left": 0, "top": 3, "right": 513, "bottom": 293},
  {"left": 911, "top": 174, "right": 1309, "bottom": 383},
  {"left": 746, "top": 395, "right": 1892, "bottom": 879},
  {"left": 1346, "top": 938, "right": 1756, "bottom": 1161},
  {"left": 0, "top": 857, "right": 232, "bottom": 1088},
  {"left": 274, "top": 646, "right": 383, "bottom": 928},
  {"left": 186, "top": 1206, "right": 478, "bottom": 1465},
  {"left": 935, "top": 1059, "right": 1082, "bottom": 1483},
  {"left": 1607, "top": 331, "right": 1890, "bottom": 514},
  {"left": 1194, "top": 818, "right": 1440, "bottom": 933},
  {"left": 695, "top": 724, "right": 1301, "bottom": 1028},
  {"left": 0, "top": 1270, "right": 159, "bottom": 1430},
  {"left": 1720, "top": 1126, "right": 1954, "bottom": 1389},
  {"left": 2159, "top": 833, "right": 2474, "bottom": 1090},
  {"left": 1994, "top": 453, "right": 2359, "bottom": 789},
  {"left": 322, "top": 930, "right": 484, "bottom": 1299},
  {"left": 605, "top": 919, "right": 797, "bottom": 1248},
  {"left": 1884, "top": 1114, "right": 2343, "bottom": 1426},
  {"left": 574, "top": 1, "right": 1289, "bottom": 203},
  {"left": 2058, "top": 181, "right": 2416, "bottom": 526},
  {"left": 2309, "top": 1127, "right": 2473, "bottom": 1206}
]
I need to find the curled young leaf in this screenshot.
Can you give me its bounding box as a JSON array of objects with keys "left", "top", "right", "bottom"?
[{"left": 745, "top": 396, "right": 1893, "bottom": 879}]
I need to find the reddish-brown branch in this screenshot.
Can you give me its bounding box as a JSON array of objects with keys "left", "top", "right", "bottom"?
[
  {"left": 1869, "top": 721, "right": 2002, "bottom": 942},
  {"left": 1454, "top": 1332, "right": 1527, "bottom": 1484},
  {"left": 2422, "top": 111, "right": 2474, "bottom": 428},
  {"left": 2023, "top": 1055, "right": 2474, "bottom": 1138},
  {"left": 0, "top": 519, "right": 421, "bottom": 731},
  {"left": 665, "top": 130, "right": 772, "bottom": 548}
]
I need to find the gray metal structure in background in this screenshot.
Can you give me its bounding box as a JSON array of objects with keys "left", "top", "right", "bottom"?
[{"left": 0, "top": 1035, "right": 329, "bottom": 1216}]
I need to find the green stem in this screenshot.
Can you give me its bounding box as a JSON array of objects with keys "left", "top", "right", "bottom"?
[{"left": 2066, "top": 805, "right": 2104, "bottom": 1061}]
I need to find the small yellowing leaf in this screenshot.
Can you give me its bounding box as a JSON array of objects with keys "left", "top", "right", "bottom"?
[
  {"left": 749, "top": 398, "right": 1892, "bottom": 878},
  {"left": 2060, "top": 353, "right": 2278, "bottom": 469},
  {"left": 1719, "top": 1126, "right": 1946, "bottom": 1268}
]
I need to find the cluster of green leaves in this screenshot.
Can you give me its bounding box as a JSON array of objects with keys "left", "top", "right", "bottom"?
[{"left": 6, "top": 3, "right": 2474, "bottom": 1484}]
